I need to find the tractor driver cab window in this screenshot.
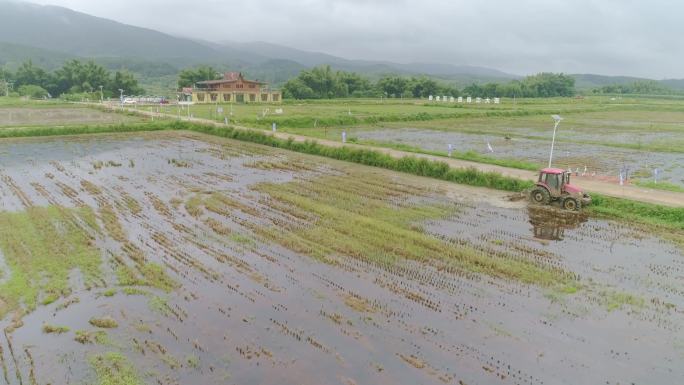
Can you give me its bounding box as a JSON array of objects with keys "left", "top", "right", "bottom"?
[{"left": 546, "top": 173, "right": 560, "bottom": 190}]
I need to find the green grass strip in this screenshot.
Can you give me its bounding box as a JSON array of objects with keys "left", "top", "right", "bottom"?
[
  {"left": 588, "top": 194, "right": 684, "bottom": 230},
  {"left": 634, "top": 180, "right": 684, "bottom": 193},
  {"left": 188, "top": 123, "right": 533, "bottom": 192},
  {"left": 1, "top": 120, "right": 681, "bottom": 230}
]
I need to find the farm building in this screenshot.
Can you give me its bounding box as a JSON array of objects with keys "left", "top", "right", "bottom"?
[{"left": 185, "top": 72, "right": 281, "bottom": 104}]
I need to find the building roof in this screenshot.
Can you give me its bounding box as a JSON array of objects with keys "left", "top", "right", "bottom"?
[{"left": 196, "top": 72, "right": 266, "bottom": 86}]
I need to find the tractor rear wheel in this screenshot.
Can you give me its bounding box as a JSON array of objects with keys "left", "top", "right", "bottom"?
[
  {"left": 562, "top": 197, "right": 580, "bottom": 211},
  {"left": 530, "top": 188, "right": 550, "bottom": 205}
]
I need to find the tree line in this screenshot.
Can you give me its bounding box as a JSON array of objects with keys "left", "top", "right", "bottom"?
[
  {"left": 0, "top": 60, "right": 143, "bottom": 99},
  {"left": 591, "top": 80, "right": 674, "bottom": 95},
  {"left": 282, "top": 65, "right": 458, "bottom": 99},
  {"left": 460, "top": 73, "right": 576, "bottom": 98},
  {"left": 280, "top": 67, "right": 576, "bottom": 99}
]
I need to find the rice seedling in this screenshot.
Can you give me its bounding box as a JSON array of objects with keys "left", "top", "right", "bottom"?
[
  {"left": 0, "top": 206, "right": 102, "bottom": 318},
  {"left": 42, "top": 324, "right": 70, "bottom": 334},
  {"left": 89, "top": 316, "right": 119, "bottom": 329},
  {"left": 88, "top": 352, "right": 142, "bottom": 385}
]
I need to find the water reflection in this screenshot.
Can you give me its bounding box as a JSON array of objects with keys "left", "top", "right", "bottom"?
[{"left": 527, "top": 205, "right": 588, "bottom": 241}]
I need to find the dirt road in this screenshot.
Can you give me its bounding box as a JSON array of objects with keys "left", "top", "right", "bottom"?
[{"left": 120, "top": 105, "right": 684, "bottom": 208}]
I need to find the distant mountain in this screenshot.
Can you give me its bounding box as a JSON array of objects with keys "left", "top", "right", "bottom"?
[
  {"left": 217, "top": 41, "right": 517, "bottom": 83},
  {"left": 0, "top": 1, "right": 517, "bottom": 86},
  {"left": 5, "top": 0, "right": 680, "bottom": 94},
  {"left": 0, "top": 0, "right": 217, "bottom": 59},
  {"left": 571, "top": 74, "right": 684, "bottom": 93},
  {"left": 660, "top": 79, "right": 684, "bottom": 92},
  {"left": 0, "top": 42, "right": 76, "bottom": 70}
]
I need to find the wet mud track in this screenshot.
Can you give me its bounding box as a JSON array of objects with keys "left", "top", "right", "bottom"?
[{"left": 0, "top": 131, "right": 681, "bottom": 385}]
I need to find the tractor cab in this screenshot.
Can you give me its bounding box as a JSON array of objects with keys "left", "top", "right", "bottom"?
[
  {"left": 538, "top": 168, "right": 567, "bottom": 197},
  {"left": 530, "top": 168, "right": 591, "bottom": 210}
]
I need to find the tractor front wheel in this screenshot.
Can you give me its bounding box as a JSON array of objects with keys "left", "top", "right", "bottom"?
[
  {"left": 562, "top": 197, "right": 580, "bottom": 211},
  {"left": 530, "top": 188, "right": 550, "bottom": 205}
]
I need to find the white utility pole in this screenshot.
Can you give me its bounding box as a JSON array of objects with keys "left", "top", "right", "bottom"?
[{"left": 548, "top": 115, "right": 563, "bottom": 168}]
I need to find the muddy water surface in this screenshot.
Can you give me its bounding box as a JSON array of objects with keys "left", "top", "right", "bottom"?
[
  {"left": 0, "top": 107, "right": 139, "bottom": 127},
  {"left": 0, "top": 131, "right": 681, "bottom": 385}
]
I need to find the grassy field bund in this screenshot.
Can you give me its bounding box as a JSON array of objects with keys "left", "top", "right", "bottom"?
[{"left": 145, "top": 96, "right": 684, "bottom": 187}]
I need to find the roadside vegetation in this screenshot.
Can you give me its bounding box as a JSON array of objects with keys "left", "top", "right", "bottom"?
[
  {"left": 354, "top": 139, "right": 540, "bottom": 171},
  {"left": 589, "top": 194, "right": 684, "bottom": 230},
  {"left": 634, "top": 180, "right": 684, "bottom": 193},
  {"left": 0, "top": 117, "right": 680, "bottom": 231}
]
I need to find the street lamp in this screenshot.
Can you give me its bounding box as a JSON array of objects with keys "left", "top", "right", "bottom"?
[
  {"left": 118, "top": 89, "right": 124, "bottom": 107},
  {"left": 548, "top": 115, "right": 563, "bottom": 168},
  {"left": 99, "top": 85, "right": 104, "bottom": 103}
]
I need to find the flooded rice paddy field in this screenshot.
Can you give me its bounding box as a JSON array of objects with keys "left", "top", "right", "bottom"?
[
  {"left": 0, "top": 107, "right": 140, "bottom": 127},
  {"left": 0, "top": 131, "right": 682, "bottom": 385},
  {"left": 355, "top": 128, "right": 684, "bottom": 186}
]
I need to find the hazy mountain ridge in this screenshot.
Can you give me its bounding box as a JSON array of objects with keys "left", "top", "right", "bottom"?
[
  {"left": 1, "top": 0, "right": 682, "bottom": 93},
  {"left": 0, "top": 1, "right": 518, "bottom": 83}
]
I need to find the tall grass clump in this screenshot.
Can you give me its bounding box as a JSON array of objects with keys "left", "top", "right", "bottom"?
[
  {"left": 590, "top": 194, "right": 684, "bottom": 230},
  {"left": 0, "top": 120, "right": 184, "bottom": 139}
]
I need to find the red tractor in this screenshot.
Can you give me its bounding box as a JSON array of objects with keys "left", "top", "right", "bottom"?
[{"left": 529, "top": 168, "right": 591, "bottom": 210}]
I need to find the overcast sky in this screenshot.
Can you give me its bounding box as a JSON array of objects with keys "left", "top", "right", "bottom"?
[{"left": 27, "top": 0, "right": 683, "bottom": 78}]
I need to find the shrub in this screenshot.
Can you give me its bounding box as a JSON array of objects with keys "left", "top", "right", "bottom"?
[{"left": 17, "top": 85, "right": 49, "bottom": 99}]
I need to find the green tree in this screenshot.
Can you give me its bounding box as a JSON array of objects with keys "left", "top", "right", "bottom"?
[
  {"left": 593, "top": 80, "right": 671, "bottom": 95},
  {"left": 521, "top": 73, "right": 575, "bottom": 97},
  {"left": 109, "top": 71, "right": 144, "bottom": 96},
  {"left": 282, "top": 78, "right": 316, "bottom": 99},
  {"left": 339, "top": 72, "right": 372, "bottom": 96},
  {"left": 377, "top": 76, "right": 409, "bottom": 97},
  {"left": 462, "top": 83, "right": 483, "bottom": 96},
  {"left": 283, "top": 65, "right": 365, "bottom": 99},
  {"left": 17, "top": 85, "right": 49, "bottom": 99},
  {"left": 282, "top": 67, "right": 459, "bottom": 100},
  {"left": 408, "top": 77, "right": 440, "bottom": 98},
  {"left": 14, "top": 60, "right": 51, "bottom": 89},
  {"left": 299, "top": 65, "right": 342, "bottom": 98},
  {"left": 177, "top": 66, "right": 220, "bottom": 88},
  {"left": 52, "top": 60, "right": 110, "bottom": 95}
]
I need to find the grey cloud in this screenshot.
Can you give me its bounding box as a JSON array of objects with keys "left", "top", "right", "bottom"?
[{"left": 27, "top": 0, "right": 684, "bottom": 78}]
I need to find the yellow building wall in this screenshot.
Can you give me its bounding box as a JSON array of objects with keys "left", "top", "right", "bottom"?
[{"left": 191, "top": 91, "right": 282, "bottom": 104}]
